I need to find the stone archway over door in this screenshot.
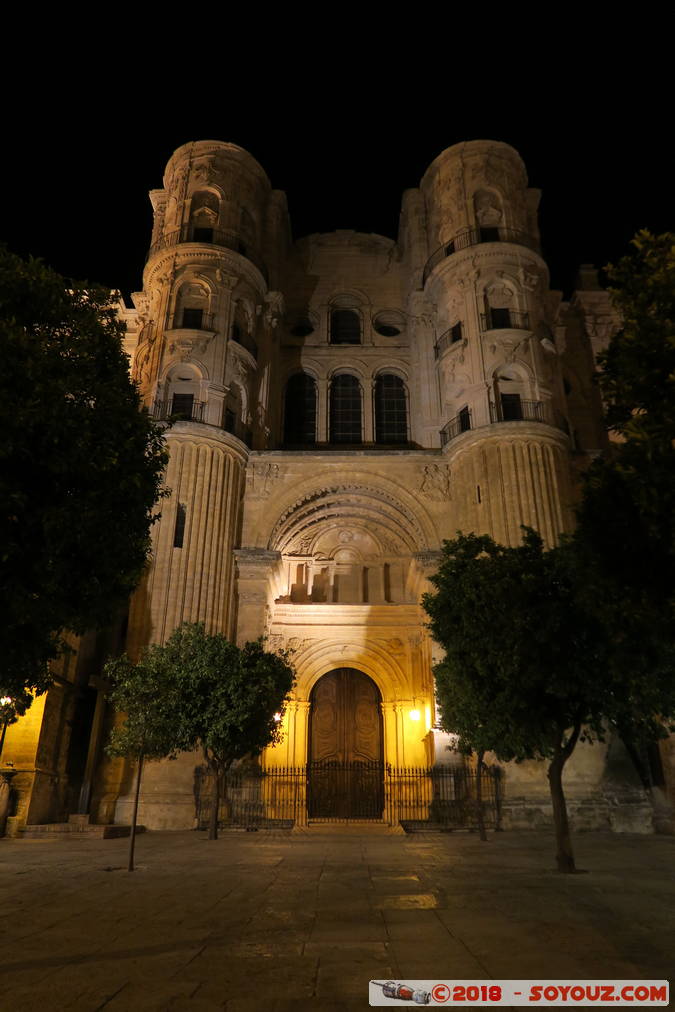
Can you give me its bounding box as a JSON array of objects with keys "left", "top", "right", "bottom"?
[{"left": 308, "top": 668, "right": 383, "bottom": 819}]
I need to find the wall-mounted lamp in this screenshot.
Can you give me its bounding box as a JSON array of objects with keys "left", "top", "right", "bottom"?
[
  {"left": 409, "top": 709, "right": 421, "bottom": 722},
  {"left": 273, "top": 712, "right": 282, "bottom": 723}
]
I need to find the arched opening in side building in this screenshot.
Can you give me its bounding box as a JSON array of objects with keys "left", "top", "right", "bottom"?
[{"left": 308, "top": 668, "right": 384, "bottom": 820}]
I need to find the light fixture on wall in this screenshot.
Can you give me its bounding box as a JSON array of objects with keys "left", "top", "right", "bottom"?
[
  {"left": 273, "top": 712, "right": 282, "bottom": 723},
  {"left": 409, "top": 709, "right": 421, "bottom": 722}
]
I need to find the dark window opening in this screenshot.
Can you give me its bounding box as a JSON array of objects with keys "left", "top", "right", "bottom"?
[
  {"left": 459, "top": 405, "right": 471, "bottom": 432},
  {"left": 362, "top": 567, "right": 369, "bottom": 603},
  {"left": 480, "top": 226, "right": 500, "bottom": 243},
  {"left": 192, "top": 227, "right": 214, "bottom": 243},
  {"left": 224, "top": 408, "right": 237, "bottom": 434},
  {"left": 374, "top": 323, "right": 400, "bottom": 337},
  {"left": 500, "top": 393, "right": 522, "bottom": 421},
  {"left": 330, "top": 374, "right": 362, "bottom": 444},
  {"left": 330, "top": 309, "right": 361, "bottom": 345},
  {"left": 490, "top": 307, "right": 511, "bottom": 329},
  {"left": 237, "top": 241, "right": 247, "bottom": 255},
  {"left": 284, "top": 373, "right": 317, "bottom": 445},
  {"left": 451, "top": 322, "right": 463, "bottom": 344},
  {"left": 383, "top": 563, "right": 391, "bottom": 603},
  {"left": 444, "top": 240, "right": 456, "bottom": 256},
  {"left": 171, "top": 393, "right": 194, "bottom": 420},
  {"left": 182, "top": 308, "right": 203, "bottom": 329},
  {"left": 173, "top": 503, "right": 186, "bottom": 548},
  {"left": 375, "top": 374, "right": 408, "bottom": 444}
]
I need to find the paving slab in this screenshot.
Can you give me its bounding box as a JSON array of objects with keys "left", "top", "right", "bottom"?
[{"left": 0, "top": 829, "right": 674, "bottom": 1010}]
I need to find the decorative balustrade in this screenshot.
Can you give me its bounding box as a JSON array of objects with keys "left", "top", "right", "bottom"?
[
  {"left": 147, "top": 224, "right": 269, "bottom": 283},
  {"left": 440, "top": 409, "right": 472, "bottom": 446},
  {"left": 423, "top": 226, "right": 540, "bottom": 285},
  {"left": 480, "top": 309, "right": 530, "bottom": 331},
  {"left": 151, "top": 399, "right": 205, "bottom": 424}
]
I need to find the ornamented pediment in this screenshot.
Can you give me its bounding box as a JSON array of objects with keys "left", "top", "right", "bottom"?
[{"left": 168, "top": 333, "right": 212, "bottom": 360}]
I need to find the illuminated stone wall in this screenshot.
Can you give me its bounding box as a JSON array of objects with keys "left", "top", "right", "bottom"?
[{"left": 9, "top": 138, "right": 651, "bottom": 835}]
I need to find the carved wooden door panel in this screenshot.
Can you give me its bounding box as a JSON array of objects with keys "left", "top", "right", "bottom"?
[{"left": 308, "top": 669, "right": 383, "bottom": 818}]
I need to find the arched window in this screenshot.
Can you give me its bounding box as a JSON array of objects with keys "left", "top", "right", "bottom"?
[
  {"left": 330, "top": 309, "right": 361, "bottom": 344},
  {"left": 284, "top": 373, "right": 317, "bottom": 446},
  {"left": 330, "top": 374, "right": 362, "bottom": 444},
  {"left": 175, "top": 282, "right": 209, "bottom": 330},
  {"left": 189, "top": 190, "right": 220, "bottom": 243},
  {"left": 374, "top": 374, "right": 408, "bottom": 444}
]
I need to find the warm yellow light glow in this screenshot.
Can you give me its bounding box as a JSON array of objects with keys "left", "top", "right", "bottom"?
[
  {"left": 0, "top": 698, "right": 12, "bottom": 707},
  {"left": 409, "top": 709, "right": 421, "bottom": 721},
  {"left": 273, "top": 712, "right": 282, "bottom": 723}
]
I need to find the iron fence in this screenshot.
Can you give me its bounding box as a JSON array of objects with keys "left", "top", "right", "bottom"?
[
  {"left": 195, "top": 762, "right": 502, "bottom": 831},
  {"left": 147, "top": 225, "right": 269, "bottom": 282},
  {"left": 423, "top": 227, "right": 540, "bottom": 284}
]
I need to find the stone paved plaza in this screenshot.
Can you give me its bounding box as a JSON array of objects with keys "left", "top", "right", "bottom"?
[{"left": 0, "top": 826, "right": 673, "bottom": 1011}]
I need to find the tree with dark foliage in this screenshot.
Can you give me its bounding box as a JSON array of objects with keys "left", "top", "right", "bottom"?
[
  {"left": 423, "top": 530, "right": 611, "bottom": 873},
  {"left": 0, "top": 248, "right": 167, "bottom": 704}
]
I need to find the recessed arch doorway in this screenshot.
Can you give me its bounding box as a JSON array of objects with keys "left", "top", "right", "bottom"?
[{"left": 308, "top": 667, "right": 384, "bottom": 819}]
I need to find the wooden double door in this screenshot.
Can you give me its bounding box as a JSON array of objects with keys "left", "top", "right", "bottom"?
[{"left": 308, "top": 668, "right": 384, "bottom": 819}]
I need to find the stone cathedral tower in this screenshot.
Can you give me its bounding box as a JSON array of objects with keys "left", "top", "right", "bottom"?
[{"left": 3, "top": 139, "right": 658, "bottom": 837}]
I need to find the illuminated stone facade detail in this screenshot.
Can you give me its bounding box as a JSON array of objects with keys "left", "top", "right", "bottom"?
[{"left": 5, "top": 139, "right": 661, "bottom": 835}]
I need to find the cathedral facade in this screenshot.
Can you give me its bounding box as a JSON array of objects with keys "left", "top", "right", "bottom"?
[{"left": 2, "top": 139, "right": 661, "bottom": 835}]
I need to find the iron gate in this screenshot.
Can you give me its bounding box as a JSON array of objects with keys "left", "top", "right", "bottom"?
[{"left": 195, "top": 763, "right": 502, "bottom": 831}]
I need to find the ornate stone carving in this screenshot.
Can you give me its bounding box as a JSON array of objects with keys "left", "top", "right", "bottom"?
[
  {"left": 264, "top": 291, "right": 285, "bottom": 328},
  {"left": 247, "top": 462, "right": 283, "bottom": 499},
  {"left": 168, "top": 333, "right": 212, "bottom": 360},
  {"left": 519, "top": 266, "right": 540, "bottom": 291},
  {"left": 386, "top": 637, "right": 405, "bottom": 654},
  {"left": 287, "top": 637, "right": 311, "bottom": 654},
  {"left": 486, "top": 282, "right": 514, "bottom": 308},
  {"left": 419, "top": 464, "right": 452, "bottom": 501}
]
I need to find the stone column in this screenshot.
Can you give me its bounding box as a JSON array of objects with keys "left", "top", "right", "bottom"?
[{"left": 234, "top": 549, "right": 283, "bottom": 645}]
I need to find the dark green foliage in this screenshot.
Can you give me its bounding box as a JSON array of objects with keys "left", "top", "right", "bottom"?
[
  {"left": 0, "top": 247, "right": 168, "bottom": 702},
  {"left": 106, "top": 623, "right": 295, "bottom": 766},
  {"left": 105, "top": 651, "right": 183, "bottom": 761},
  {"left": 159, "top": 622, "right": 296, "bottom": 769},
  {"left": 423, "top": 529, "right": 612, "bottom": 871},
  {"left": 105, "top": 623, "right": 296, "bottom": 841},
  {"left": 573, "top": 231, "right": 675, "bottom": 745},
  {"left": 423, "top": 530, "right": 609, "bottom": 765}
]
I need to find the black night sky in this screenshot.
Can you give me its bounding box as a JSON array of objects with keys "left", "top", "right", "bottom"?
[{"left": 4, "top": 57, "right": 672, "bottom": 304}]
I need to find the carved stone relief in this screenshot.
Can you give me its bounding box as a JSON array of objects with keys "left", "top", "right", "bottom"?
[
  {"left": 247, "top": 462, "right": 283, "bottom": 499},
  {"left": 419, "top": 464, "right": 452, "bottom": 501}
]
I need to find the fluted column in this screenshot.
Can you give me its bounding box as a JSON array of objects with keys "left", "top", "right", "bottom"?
[{"left": 127, "top": 428, "right": 247, "bottom": 656}]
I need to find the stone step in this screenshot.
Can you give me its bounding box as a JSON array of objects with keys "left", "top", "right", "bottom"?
[{"left": 18, "top": 823, "right": 144, "bottom": 839}]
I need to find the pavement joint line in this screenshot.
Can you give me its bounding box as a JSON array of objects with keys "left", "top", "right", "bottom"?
[
  {"left": 92, "top": 981, "right": 129, "bottom": 1011},
  {"left": 431, "top": 908, "right": 493, "bottom": 977}
]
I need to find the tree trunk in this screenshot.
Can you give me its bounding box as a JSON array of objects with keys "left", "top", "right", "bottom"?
[
  {"left": 128, "top": 752, "right": 144, "bottom": 873},
  {"left": 476, "top": 750, "right": 488, "bottom": 842},
  {"left": 208, "top": 762, "right": 221, "bottom": 841},
  {"left": 548, "top": 750, "right": 576, "bottom": 873}
]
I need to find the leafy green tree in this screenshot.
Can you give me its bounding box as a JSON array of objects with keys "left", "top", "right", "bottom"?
[
  {"left": 105, "top": 651, "right": 183, "bottom": 870},
  {"left": 166, "top": 623, "right": 296, "bottom": 840},
  {"left": 110, "top": 623, "right": 296, "bottom": 841},
  {"left": 573, "top": 231, "right": 675, "bottom": 766},
  {"left": 423, "top": 530, "right": 611, "bottom": 873},
  {"left": 0, "top": 247, "right": 168, "bottom": 705}
]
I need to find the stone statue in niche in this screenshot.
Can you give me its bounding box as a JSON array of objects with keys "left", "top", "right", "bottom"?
[
  {"left": 419, "top": 464, "right": 452, "bottom": 501},
  {"left": 487, "top": 283, "right": 514, "bottom": 308},
  {"left": 519, "top": 266, "right": 540, "bottom": 291},
  {"left": 474, "top": 189, "right": 503, "bottom": 227}
]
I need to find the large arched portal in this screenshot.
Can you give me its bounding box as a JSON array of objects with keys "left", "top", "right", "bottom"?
[{"left": 308, "top": 668, "right": 384, "bottom": 819}]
